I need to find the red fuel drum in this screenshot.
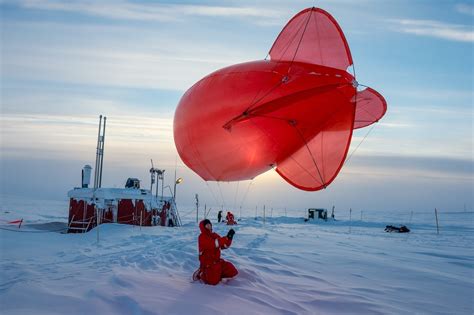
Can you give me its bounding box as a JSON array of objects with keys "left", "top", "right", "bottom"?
[{"left": 174, "top": 8, "right": 386, "bottom": 191}]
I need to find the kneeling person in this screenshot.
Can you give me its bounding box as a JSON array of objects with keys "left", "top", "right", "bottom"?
[{"left": 197, "top": 219, "right": 238, "bottom": 285}]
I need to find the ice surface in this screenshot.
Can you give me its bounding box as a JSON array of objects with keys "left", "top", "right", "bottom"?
[{"left": 0, "top": 196, "right": 473, "bottom": 314}]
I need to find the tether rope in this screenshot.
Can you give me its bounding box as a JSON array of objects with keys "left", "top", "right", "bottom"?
[
  {"left": 232, "top": 181, "right": 240, "bottom": 212},
  {"left": 344, "top": 123, "right": 377, "bottom": 166},
  {"left": 216, "top": 182, "right": 226, "bottom": 209},
  {"left": 239, "top": 180, "right": 254, "bottom": 209},
  {"left": 205, "top": 181, "right": 221, "bottom": 208},
  {"left": 179, "top": 208, "right": 196, "bottom": 218},
  {"left": 352, "top": 62, "right": 357, "bottom": 80}
]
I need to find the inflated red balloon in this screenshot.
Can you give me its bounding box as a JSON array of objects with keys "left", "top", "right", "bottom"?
[{"left": 174, "top": 7, "right": 387, "bottom": 191}]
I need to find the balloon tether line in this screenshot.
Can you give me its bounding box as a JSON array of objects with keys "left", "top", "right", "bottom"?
[
  {"left": 239, "top": 180, "right": 253, "bottom": 209},
  {"left": 205, "top": 181, "right": 221, "bottom": 209},
  {"left": 345, "top": 123, "right": 377, "bottom": 166},
  {"left": 232, "top": 181, "right": 240, "bottom": 212},
  {"left": 216, "top": 181, "right": 226, "bottom": 209}
]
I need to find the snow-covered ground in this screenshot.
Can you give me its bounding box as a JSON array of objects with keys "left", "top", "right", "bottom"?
[{"left": 1, "top": 195, "right": 473, "bottom": 314}]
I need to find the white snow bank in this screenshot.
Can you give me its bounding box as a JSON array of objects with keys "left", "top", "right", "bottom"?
[{"left": 0, "top": 197, "right": 473, "bottom": 314}]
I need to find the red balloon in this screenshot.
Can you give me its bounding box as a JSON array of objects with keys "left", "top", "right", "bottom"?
[{"left": 174, "top": 7, "right": 387, "bottom": 191}]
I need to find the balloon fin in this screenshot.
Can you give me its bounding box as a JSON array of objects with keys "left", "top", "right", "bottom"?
[
  {"left": 353, "top": 87, "right": 387, "bottom": 129},
  {"left": 268, "top": 7, "right": 353, "bottom": 71},
  {"left": 275, "top": 102, "right": 355, "bottom": 191}
]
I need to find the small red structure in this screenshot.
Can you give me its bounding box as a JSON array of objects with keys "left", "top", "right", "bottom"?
[
  {"left": 67, "top": 116, "right": 181, "bottom": 233},
  {"left": 67, "top": 187, "right": 180, "bottom": 233}
]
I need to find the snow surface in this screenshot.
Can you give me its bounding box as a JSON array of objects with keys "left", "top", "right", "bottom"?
[{"left": 0, "top": 196, "right": 473, "bottom": 315}]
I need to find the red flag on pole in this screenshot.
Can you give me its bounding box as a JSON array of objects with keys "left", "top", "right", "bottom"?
[{"left": 8, "top": 219, "right": 23, "bottom": 228}]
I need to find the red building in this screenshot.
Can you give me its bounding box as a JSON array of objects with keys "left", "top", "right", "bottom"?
[
  {"left": 67, "top": 116, "right": 181, "bottom": 233},
  {"left": 67, "top": 187, "right": 180, "bottom": 233}
]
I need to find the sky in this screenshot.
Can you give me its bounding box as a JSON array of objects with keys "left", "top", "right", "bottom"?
[{"left": 1, "top": 0, "right": 473, "bottom": 214}]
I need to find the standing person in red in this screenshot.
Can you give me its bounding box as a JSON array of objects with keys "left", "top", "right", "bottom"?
[
  {"left": 196, "top": 219, "right": 238, "bottom": 285},
  {"left": 226, "top": 211, "right": 237, "bottom": 225},
  {"left": 160, "top": 204, "right": 167, "bottom": 226}
]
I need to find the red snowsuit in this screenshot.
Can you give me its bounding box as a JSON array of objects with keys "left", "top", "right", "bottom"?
[
  {"left": 226, "top": 212, "right": 237, "bottom": 225},
  {"left": 160, "top": 202, "right": 171, "bottom": 226},
  {"left": 198, "top": 220, "right": 238, "bottom": 285},
  {"left": 160, "top": 207, "right": 167, "bottom": 226}
]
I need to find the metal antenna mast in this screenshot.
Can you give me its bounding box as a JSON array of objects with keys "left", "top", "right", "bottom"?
[
  {"left": 93, "top": 115, "right": 106, "bottom": 243},
  {"left": 94, "top": 115, "right": 106, "bottom": 189}
]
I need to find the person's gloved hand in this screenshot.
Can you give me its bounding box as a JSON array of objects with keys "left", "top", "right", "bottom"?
[{"left": 227, "top": 228, "right": 235, "bottom": 240}]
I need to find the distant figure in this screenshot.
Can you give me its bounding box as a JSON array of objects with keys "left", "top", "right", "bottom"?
[
  {"left": 159, "top": 202, "right": 172, "bottom": 226},
  {"left": 160, "top": 204, "right": 167, "bottom": 226},
  {"left": 226, "top": 211, "right": 237, "bottom": 225},
  {"left": 217, "top": 210, "right": 223, "bottom": 223},
  {"left": 385, "top": 225, "right": 410, "bottom": 233},
  {"left": 194, "top": 219, "right": 238, "bottom": 285},
  {"left": 152, "top": 210, "right": 159, "bottom": 226}
]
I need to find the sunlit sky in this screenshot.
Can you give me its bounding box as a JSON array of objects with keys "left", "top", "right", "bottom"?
[{"left": 1, "top": 0, "right": 473, "bottom": 213}]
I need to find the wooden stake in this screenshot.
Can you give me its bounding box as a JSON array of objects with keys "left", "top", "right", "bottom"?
[
  {"left": 96, "top": 207, "right": 100, "bottom": 243},
  {"left": 349, "top": 208, "right": 352, "bottom": 234},
  {"left": 435, "top": 208, "right": 439, "bottom": 234},
  {"left": 195, "top": 194, "right": 199, "bottom": 223},
  {"left": 263, "top": 205, "right": 266, "bottom": 224}
]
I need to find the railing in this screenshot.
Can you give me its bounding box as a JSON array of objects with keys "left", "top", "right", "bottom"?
[
  {"left": 164, "top": 185, "right": 182, "bottom": 227},
  {"left": 68, "top": 215, "right": 94, "bottom": 233},
  {"left": 171, "top": 198, "right": 182, "bottom": 227}
]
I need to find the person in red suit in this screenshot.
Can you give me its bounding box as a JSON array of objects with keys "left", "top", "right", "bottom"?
[
  {"left": 160, "top": 204, "right": 167, "bottom": 226},
  {"left": 196, "top": 219, "right": 238, "bottom": 285},
  {"left": 226, "top": 211, "right": 237, "bottom": 225}
]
